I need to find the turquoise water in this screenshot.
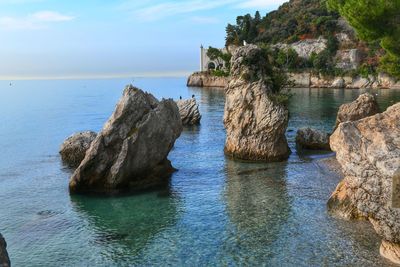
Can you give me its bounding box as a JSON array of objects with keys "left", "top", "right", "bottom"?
[{"left": 1, "top": 78, "right": 400, "bottom": 266}]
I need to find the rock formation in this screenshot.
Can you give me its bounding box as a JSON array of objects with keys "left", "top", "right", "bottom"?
[
  {"left": 187, "top": 72, "right": 229, "bottom": 88},
  {"left": 69, "top": 85, "right": 182, "bottom": 194},
  {"left": 0, "top": 234, "right": 10, "bottom": 267},
  {"left": 328, "top": 103, "right": 400, "bottom": 264},
  {"left": 176, "top": 98, "right": 201, "bottom": 126},
  {"left": 334, "top": 92, "right": 380, "bottom": 129},
  {"left": 224, "top": 44, "right": 290, "bottom": 161},
  {"left": 295, "top": 128, "right": 330, "bottom": 150},
  {"left": 60, "top": 131, "right": 97, "bottom": 167}
]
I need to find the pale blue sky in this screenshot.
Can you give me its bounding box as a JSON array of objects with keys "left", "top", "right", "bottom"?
[{"left": 0, "top": 0, "right": 287, "bottom": 79}]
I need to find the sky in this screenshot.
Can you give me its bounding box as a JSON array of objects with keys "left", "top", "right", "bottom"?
[{"left": 0, "top": 0, "right": 288, "bottom": 79}]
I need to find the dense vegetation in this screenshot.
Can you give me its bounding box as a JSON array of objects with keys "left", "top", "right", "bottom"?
[
  {"left": 221, "top": 0, "right": 399, "bottom": 79},
  {"left": 327, "top": 0, "right": 400, "bottom": 78},
  {"left": 226, "top": 0, "right": 340, "bottom": 46}
]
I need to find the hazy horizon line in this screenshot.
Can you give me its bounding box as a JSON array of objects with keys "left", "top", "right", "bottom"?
[{"left": 0, "top": 70, "right": 193, "bottom": 81}]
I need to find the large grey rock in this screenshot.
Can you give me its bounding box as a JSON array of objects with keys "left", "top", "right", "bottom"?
[
  {"left": 296, "top": 127, "right": 330, "bottom": 150},
  {"left": 335, "top": 92, "right": 380, "bottom": 129},
  {"left": 176, "top": 98, "right": 201, "bottom": 126},
  {"left": 329, "top": 103, "right": 400, "bottom": 264},
  {"left": 69, "top": 85, "right": 182, "bottom": 194},
  {"left": 0, "top": 234, "right": 10, "bottom": 267},
  {"left": 60, "top": 131, "right": 97, "bottom": 167},
  {"left": 224, "top": 44, "right": 290, "bottom": 161}
]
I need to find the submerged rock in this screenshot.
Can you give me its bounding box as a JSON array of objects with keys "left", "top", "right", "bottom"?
[
  {"left": 69, "top": 85, "right": 182, "bottom": 194},
  {"left": 295, "top": 127, "right": 330, "bottom": 150},
  {"left": 334, "top": 92, "right": 380, "bottom": 129},
  {"left": 224, "top": 44, "right": 290, "bottom": 161},
  {"left": 60, "top": 131, "right": 97, "bottom": 167},
  {"left": 0, "top": 234, "right": 10, "bottom": 267},
  {"left": 176, "top": 98, "right": 201, "bottom": 125},
  {"left": 329, "top": 103, "right": 400, "bottom": 264}
]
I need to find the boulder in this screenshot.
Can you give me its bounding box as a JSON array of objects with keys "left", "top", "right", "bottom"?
[
  {"left": 0, "top": 234, "right": 10, "bottom": 267},
  {"left": 60, "top": 131, "right": 97, "bottom": 167},
  {"left": 329, "top": 103, "right": 400, "bottom": 264},
  {"left": 69, "top": 85, "right": 182, "bottom": 194},
  {"left": 187, "top": 72, "right": 228, "bottom": 88},
  {"left": 224, "top": 44, "right": 290, "bottom": 161},
  {"left": 334, "top": 92, "right": 380, "bottom": 129},
  {"left": 176, "top": 98, "right": 201, "bottom": 126},
  {"left": 295, "top": 127, "right": 330, "bottom": 150}
]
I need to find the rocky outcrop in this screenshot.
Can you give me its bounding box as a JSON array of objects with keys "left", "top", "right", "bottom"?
[
  {"left": 69, "top": 85, "right": 182, "bottom": 194},
  {"left": 176, "top": 98, "right": 201, "bottom": 126},
  {"left": 295, "top": 128, "right": 330, "bottom": 150},
  {"left": 288, "top": 71, "right": 400, "bottom": 89},
  {"left": 187, "top": 72, "right": 228, "bottom": 88},
  {"left": 0, "top": 234, "right": 10, "bottom": 267},
  {"left": 224, "top": 44, "right": 290, "bottom": 161},
  {"left": 329, "top": 103, "right": 400, "bottom": 264},
  {"left": 60, "top": 131, "right": 97, "bottom": 167},
  {"left": 334, "top": 93, "right": 380, "bottom": 129},
  {"left": 274, "top": 37, "right": 327, "bottom": 59}
]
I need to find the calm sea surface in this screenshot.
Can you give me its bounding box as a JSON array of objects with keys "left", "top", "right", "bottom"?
[{"left": 1, "top": 77, "right": 400, "bottom": 266}]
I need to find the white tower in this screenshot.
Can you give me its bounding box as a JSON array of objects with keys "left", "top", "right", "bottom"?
[{"left": 200, "top": 45, "right": 204, "bottom": 72}]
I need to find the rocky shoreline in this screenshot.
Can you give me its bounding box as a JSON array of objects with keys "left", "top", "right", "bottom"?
[
  {"left": 187, "top": 72, "right": 228, "bottom": 88},
  {"left": 188, "top": 71, "right": 400, "bottom": 89}
]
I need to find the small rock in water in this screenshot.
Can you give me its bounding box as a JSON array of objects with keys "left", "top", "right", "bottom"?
[
  {"left": 296, "top": 127, "right": 331, "bottom": 151},
  {"left": 60, "top": 131, "right": 97, "bottom": 167},
  {"left": 176, "top": 98, "right": 201, "bottom": 126},
  {"left": 0, "top": 234, "right": 10, "bottom": 267}
]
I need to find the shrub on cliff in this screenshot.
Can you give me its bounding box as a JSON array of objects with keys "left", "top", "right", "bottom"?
[{"left": 327, "top": 0, "right": 400, "bottom": 78}]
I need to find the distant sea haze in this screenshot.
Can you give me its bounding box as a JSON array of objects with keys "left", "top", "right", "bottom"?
[{"left": 0, "top": 71, "right": 193, "bottom": 81}]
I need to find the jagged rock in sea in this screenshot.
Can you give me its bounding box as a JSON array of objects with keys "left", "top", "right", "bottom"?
[
  {"left": 0, "top": 234, "right": 10, "bottom": 267},
  {"left": 69, "top": 85, "right": 182, "bottom": 194},
  {"left": 223, "top": 44, "right": 290, "bottom": 161},
  {"left": 187, "top": 72, "right": 228, "bottom": 88},
  {"left": 176, "top": 98, "right": 201, "bottom": 126},
  {"left": 328, "top": 103, "right": 400, "bottom": 264},
  {"left": 295, "top": 127, "right": 330, "bottom": 150},
  {"left": 334, "top": 92, "right": 380, "bottom": 129},
  {"left": 60, "top": 131, "right": 97, "bottom": 167}
]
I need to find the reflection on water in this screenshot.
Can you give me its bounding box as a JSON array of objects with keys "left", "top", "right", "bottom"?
[
  {"left": 1, "top": 79, "right": 400, "bottom": 266},
  {"left": 223, "top": 160, "right": 291, "bottom": 264},
  {"left": 70, "top": 189, "right": 180, "bottom": 264}
]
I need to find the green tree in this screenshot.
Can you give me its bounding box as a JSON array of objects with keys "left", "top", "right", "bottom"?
[
  {"left": 327, "top": 0, "right": 400, "bottom": 77},
  {"left": 206, "top": 47, "right": 232, "bottom": 73}
]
